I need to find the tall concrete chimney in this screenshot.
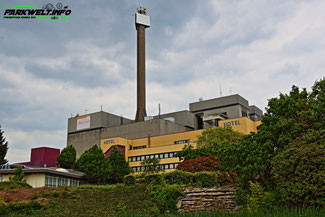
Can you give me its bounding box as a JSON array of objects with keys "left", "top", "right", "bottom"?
[{"left": 135, "top": 7, "right": 150, "bottom": 122}]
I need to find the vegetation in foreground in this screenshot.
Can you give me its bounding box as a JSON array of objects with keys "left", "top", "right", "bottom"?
[{"left": 0, "top": 183, "right": 324, "bottom": 217}]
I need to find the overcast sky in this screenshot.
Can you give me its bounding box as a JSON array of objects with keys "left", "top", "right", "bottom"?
[{"left": 1, "top": 0, "right": 324, "bottom": 163}]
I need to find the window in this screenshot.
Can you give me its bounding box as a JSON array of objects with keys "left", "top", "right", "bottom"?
[
  {"left": 58, "top": 177, "right": 68, "bottom": 186},
  {"left": 45, "top": 175, "right": 57, "bottom": 187},
  {"left": 170, "top": 164, "right": 174, "bottom": 169},
  {"left": 128, "top": 157, "right": 132, "bottom": 162},
  {"left": 0, "top": 175, "right": 2, "bottom": 182},
  {"left": 70, "top": 179, "right": 78, "bottom": 187},
  {"left": 155, "top": 154, "right": 159, "bottom": 158},
  {"left": 146, "top": 155, "right": 150, "bottom": 159},
  {"left": 164, "top": 164, "right": 169, "bottom": 169},
  {"left": 160, "top": 165, "right": 164, "bottom": 169},
  {"left": 160, "top": 154, "right": 164, "bottom": 159},
  {"left": 174, "top": 139, "right": 190, "bottom": 144},
  {"left": 150, "top": 155, "right": 154, "bottom": 159},
  {"left": 132, "top": 168, "right": 136, "bottom": 172},
  {"left": 175, "top": 163, "right": 178, "bottom": 168},
  {"left": 137, "top": 156, "right": 141, "bottom": 161},
  {"left": 164, "top": 153, "right": 169, "bottom": 158},
  {"left": 133, "top": 145, "right": 147, "bottom": 150},
  {"left": 141, "top": 156, "right": 145, "bottom": 161},
  {"left": 169, "top": 153, "right": 174, "bottom": 158}
]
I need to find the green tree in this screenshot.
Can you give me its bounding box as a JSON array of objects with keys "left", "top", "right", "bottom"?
[
  {"left": 141, "top": 158, "right": 163, "bottom": 174},
  {"left": 177, "top": 127, "right": 244, "bottom": 171},
  {"left": 196, "top": 127, "right": 243, "bottom": 152},
  {"left": 107, "top": 148, "right": 131, "bottom": 183},
  {"left": 56, "top": 145, "right": 76, "bottom": 169},
  {"left": 0, "top": 125, "right": 9, "bottom": 165},
  {"left": 9, "top": 167, "right": 26, "bottom": 182},
  {"left": 230, "top": 78, "right": 325, "bottom": 208},
  {"left": 76, "top": 145, "right": 109, "bottom": 183},
  {"left": 272, "top": 131, "right": 325, "bottom": 207}
]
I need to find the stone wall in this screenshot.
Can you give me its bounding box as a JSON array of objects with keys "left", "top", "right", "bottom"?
[{"left": 177, "top": 186, "right": 240, "bottom": 212}]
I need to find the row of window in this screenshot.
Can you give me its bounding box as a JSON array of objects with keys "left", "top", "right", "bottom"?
[
  {"left": 132, "top": 145, "right": 147, "bottom": 150},
  {"left": 128, "top": 152, "right": 178, "bottom": 162},
  {"left": 174, "top": 139, "right": 190, "bottom": 144},
  {"left": 132, "top": 163, "right": 179, "bottom": 172},
  {"left": 45, "top": 175, "right": 78, "bottom": 187}
]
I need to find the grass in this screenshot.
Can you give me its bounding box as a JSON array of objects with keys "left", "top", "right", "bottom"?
[
  {"left": 4, "top": 184, "right": 156, "bottom": 217},
  {"left": 1, "top": 184, "right": 323, "bottom": 217}
]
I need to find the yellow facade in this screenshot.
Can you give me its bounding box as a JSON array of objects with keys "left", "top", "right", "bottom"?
[
  {"left": 101, "top": 117, "right": 261, "bottom": 173},
  {"left": 2, "top": 174, "right": 45, "bottom": 187},
  {"left": 219, "top": 117, "right": 261, "bottom": 134},
  {"left": 0, "top": 173, "right": 80, "bottom": 188}
]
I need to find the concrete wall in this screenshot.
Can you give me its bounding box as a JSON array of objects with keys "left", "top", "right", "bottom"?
[
  {"left": 68, "top": 111, "right": 133, "bottom": 133},
  {"left": 249, "top": 105, "right": 263, "bottom": 121},
  {"left": 153, "top": 110, "right": 198, "bottom": 129},
  {"left": 68, "top": 119, "right": 189, "bottom": 158},
  {"left": 202, "top": 105, "right": 242, "bottom": 120},
  {"left": 189, "top": 94, "right": 249, "bottom": 113}
]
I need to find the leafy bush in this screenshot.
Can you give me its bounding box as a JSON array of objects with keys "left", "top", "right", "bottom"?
[
  {"left": 193, "top": 171, "right": 218, "bottom": 187},
  {"left": 246, "top": 181, "right": 276, "bottom": 212},
  {"left": 135, "top": 174, "right": 146, "bottom": 184},
  {"left": 0, "top": 201, "right": 43, "bottom": 215},
  {"left": 124, "top": 175, "right": 136, "bottom": 186},
  {"left": 163, "top": 170, "right": 193, "bottom": 185},
  {"left": 216, "top": 170, "right": 238, "bottom": 186},
  {"left": 177, "top": 155, "right": 220, "bottom": 173},
  {"left": 9, "top": 167, "right": 26, "bottom": 182},
  {"left": 0, "top": 181, "right": 31, "bottom": 190},
  {"left": 145, "top": 174, "right": 163, "bottom": 186},
  {"left": 235, "top": 187, "right": 247, "bottom": 206},
  {"left": 272, "top": 131, "right": 325, "bottom": 208},
  {"left": 150, "top": 184, "right": 182, "bottom": 212}
]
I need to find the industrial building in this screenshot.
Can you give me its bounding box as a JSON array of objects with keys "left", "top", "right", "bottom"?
[
  {"left": 67, "top": 8, "right": 263, "bottom": 172},
  {"left": 68, "top": 94, "right": 262, "bottom": 172}
]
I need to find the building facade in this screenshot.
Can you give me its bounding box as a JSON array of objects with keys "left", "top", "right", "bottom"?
[
  {"left": 0, "top": 165, "right": 84, "bottom": 188},
  {"left": 100, "top": 116, "right": 260, "bottom": 173},
  {"left": 68, "top": 94, "right": 262, "bottom": 160}
]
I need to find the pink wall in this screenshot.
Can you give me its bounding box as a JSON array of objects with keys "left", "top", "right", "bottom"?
[
  {"left": 18, "top": 147, "right": 60, "bottom": 167},
  {"left": 104, "top": 146, "right": 125, "bottom": 158}
]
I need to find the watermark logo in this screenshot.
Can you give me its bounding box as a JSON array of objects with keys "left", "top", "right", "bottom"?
[{"left": 3, "top": 3, "right": 71, "bottom": 21}]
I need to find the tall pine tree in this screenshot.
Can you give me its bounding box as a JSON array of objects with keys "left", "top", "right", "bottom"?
[{"left": 0, "top": 125, "right": 9, "bottom": 165}]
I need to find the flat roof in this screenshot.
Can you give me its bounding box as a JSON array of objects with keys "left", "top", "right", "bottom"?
[{"left": 0, "top": 165, "right": 84, "bottom": 179}]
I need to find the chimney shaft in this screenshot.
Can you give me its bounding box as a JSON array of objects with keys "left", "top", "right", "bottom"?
[
  {"left": 135, "top": 8, "right": 150, "bottom": 122},
  {"left": 135, "top": 25, "right": 147, "bottom": 122}
]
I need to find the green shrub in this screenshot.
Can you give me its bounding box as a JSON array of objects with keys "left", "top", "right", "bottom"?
[
  {"left": 124, "top": 175, "right": 136, "bottom": 186},
  {"left": 144, "top": 174, "right": 163, "bottom": 186},
  {"left": 235, "top": 187, "right": 247, "bottom": 206},
  {"left": 0, "top": 201, "right": 43, "bottom": 215},
  {"left": 135, "top": 174, "right": 146, "bottom": 184},
  {"left": 0, "top": 181, "right": 31, "bottom": 190},
  {"left": 150, "top": 184, "right": 182, "bottom": 212},
  {"left": 194, "top": 171, "right": 218, "bottom": 187},
  {"left": 163, "top": 170, "right": 193, "bottom": 185},
  {"left": 247, "top": 181, "right": 276, "bottom": 212}
]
